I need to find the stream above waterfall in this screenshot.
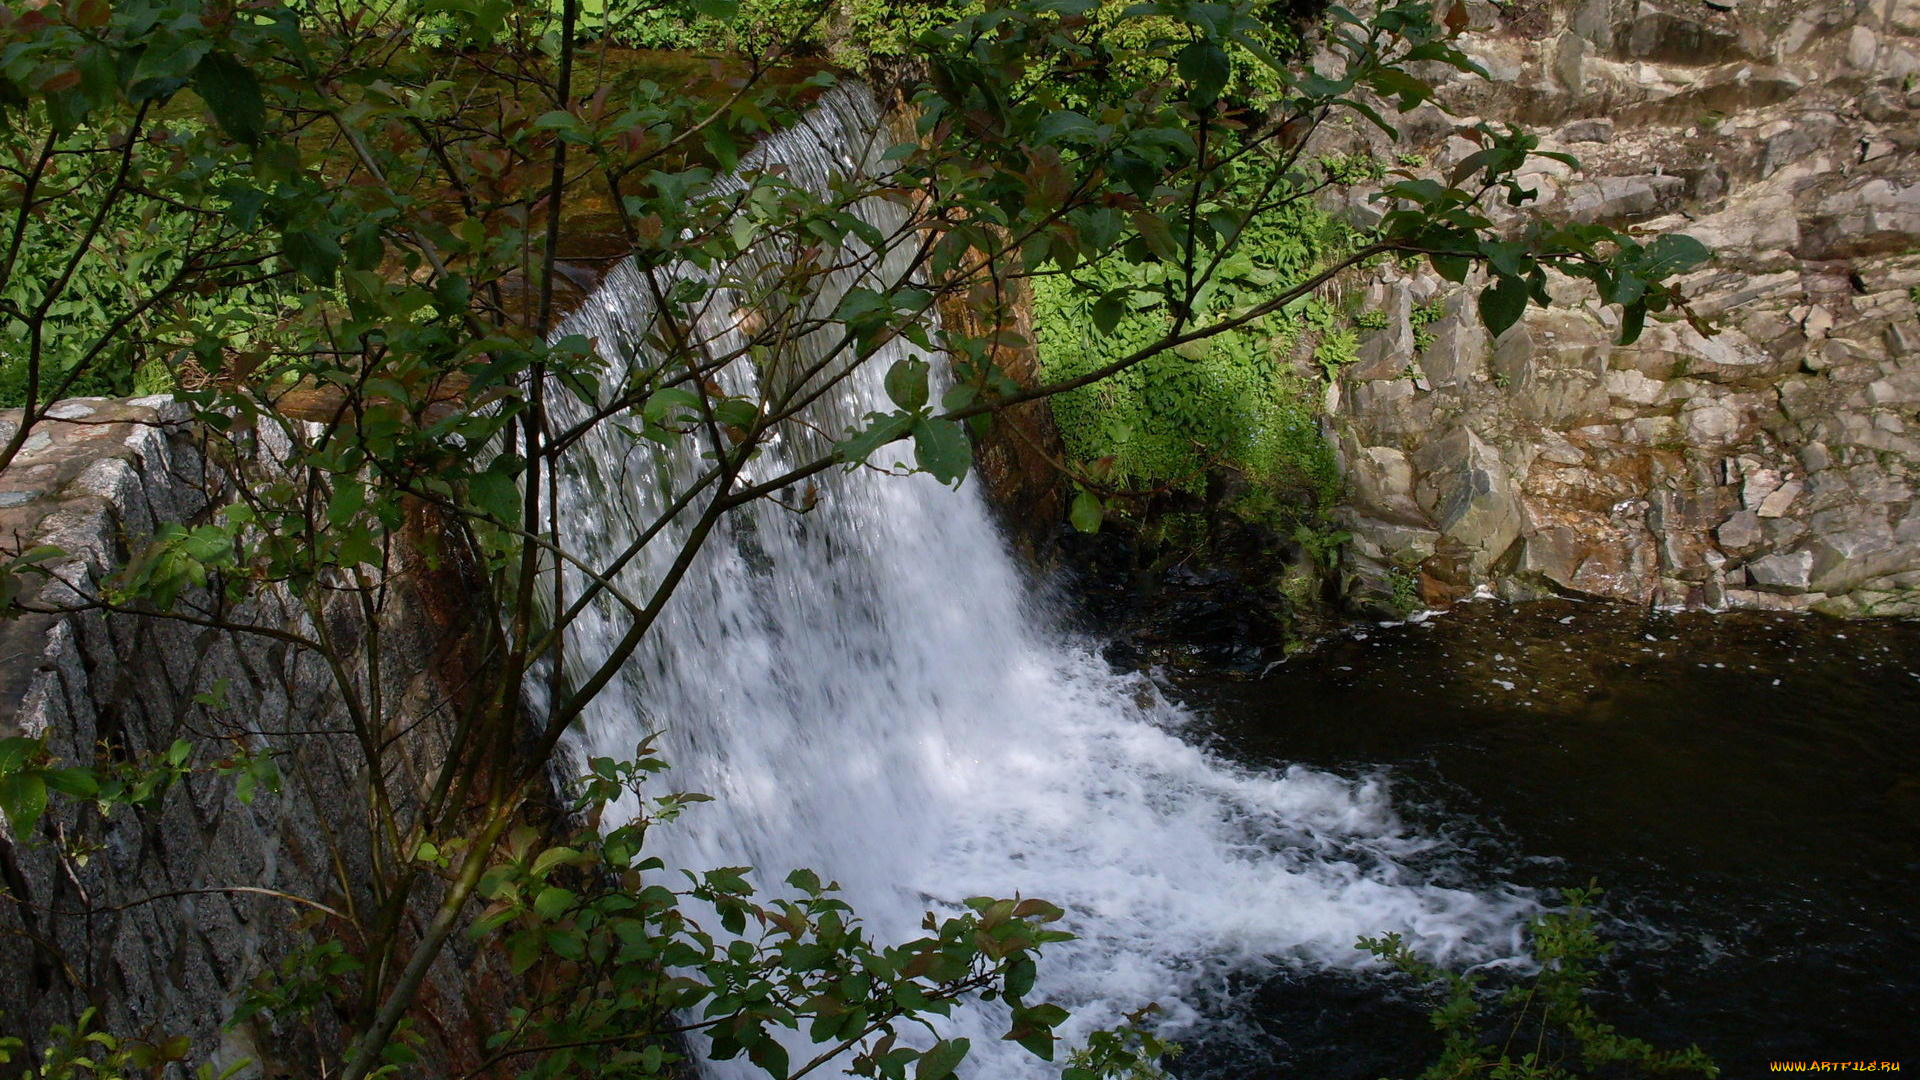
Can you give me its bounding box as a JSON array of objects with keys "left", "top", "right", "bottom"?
[{"left": 1164, "top": 598, "right": 1920, "bottom": 1077}]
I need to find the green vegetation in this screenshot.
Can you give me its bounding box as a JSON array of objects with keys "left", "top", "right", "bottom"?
[
  {"left": 1411, "top": 299, "right": 1445, "bottom": 352},
  {"left": 0, "top": 130, "right": 290, "bottom": 405},
  {"left": 1034, "top": 193, "right": 1349, "bottom": 534},
  {"left": 1388, "top": 564, "right": 1420, "bottom": 610},
  {"left": 1362, "top": 886, "right": 1720, "bottom": 1080},
  {"left": 0, "top": 1009, "right": 246, "bottom": 1080}
]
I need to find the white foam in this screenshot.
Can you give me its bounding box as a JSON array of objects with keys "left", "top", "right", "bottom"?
[{"left": 548, "top": 83, "right": 1532, "bottom": 1078}]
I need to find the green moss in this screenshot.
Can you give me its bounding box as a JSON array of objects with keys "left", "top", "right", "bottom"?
[{"left": 1033, "top": 189, "right": 1348, "bottom": 527}]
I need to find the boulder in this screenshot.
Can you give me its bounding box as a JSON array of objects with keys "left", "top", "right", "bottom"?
[
  {"left": 1344, "top": 442, "right": 1427, "bottom": 523},
  {"left": 1681, "top": 195, "right": 1800, "bottom": 261},
  {"left": 1717, "top": 508, "right": 1765, "bottom": 551},
  {"left": 1559, "top": 117, "right": 1614, "bottom": 143},
  {"left": 1413, "top": 428, "right": 1523, "bottom": 573},
  {"left": 1807, "top": 528, "right": 1920, "bottom": 593},
  {"left": 1747, "top": 550, "right": 1815, "bottom": 590}
]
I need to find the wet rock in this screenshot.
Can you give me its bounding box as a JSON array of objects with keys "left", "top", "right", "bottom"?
[
  {"left": 1320, "top": 0, "right": 1920, "bottom": 619},
  {"left": 1846, "top": 25, "right": 1880, "bottom": 71},
  {"left": 1799, "top": 179, "right": 1920, "bottom": 259},
  {"left": 1865, "top": 371, "right": 1920, "bottom": 404},
  {"left": 1417, "top": 301, "right": 1487, "bottom": 388},
  {"left": 1807, "top": 527, "right": 1917, "bottom": 593},
  {"left": 1683, "top": 197, "right": 1801, "bottom": 262},
  {"left": 1682, "top": 400, "right": 1746, "bottom": 445},
  {"left": 1741, "top": 467, "right": 1784, "bottom": 508},
  {"left": 1512, "top": 525, "right": 1589, "bottom": 592},
  {"left": 1617, "top": 7, "right": 1749, "bottom": 64}
]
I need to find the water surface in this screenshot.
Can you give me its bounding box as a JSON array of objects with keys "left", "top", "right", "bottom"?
[{"left": 1170, "top": 599, "right": 1920, "bottom": 1077}]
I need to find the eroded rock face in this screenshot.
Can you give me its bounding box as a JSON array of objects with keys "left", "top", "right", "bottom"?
[{"left": 1329, "top": 0, "right": 1920, "bottom": 617}]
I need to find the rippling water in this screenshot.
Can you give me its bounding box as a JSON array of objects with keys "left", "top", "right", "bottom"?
[{"left": 1173, "top": 599, "right": 1920, "bottom": 1077}]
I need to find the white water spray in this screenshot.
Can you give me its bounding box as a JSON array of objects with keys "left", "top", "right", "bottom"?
[{"left": 549, "top": 83, "right": 1529, "bottom": 1076}]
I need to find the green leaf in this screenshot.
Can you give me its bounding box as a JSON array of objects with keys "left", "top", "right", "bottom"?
[
  {"left": 835, "top": 412, "right": 913, "bottom": 467},
  {"left": 705, "top": 124, "right": 739, "bottom": 173},
  {"left": 328, "top": 480, "right": 366, "bottom": 528},
  {"left": 41, "top": 768, "right": 99, "bottom": 800},
  {"left": 916, "top": 1038, "right": 970, "bottom": 1080},
  {"left": 0, "top": 771, "right": 48, "bottom": 835},
  {"left": 713, "top": 398, "right": 759, "bottom": 429},
  {"left": 1004, "top": 956, "right": 1037, "bottom": 1000},
  {"left": 282, "top": 230, "right": 341, "bottom": 287},
  {"left": 0, "top": 737, "right": 39, "bottom": 773},
  {"left": 1176, "top": 40, "right": 1231, "bottom": 103},
  {"left": 1091, "top": 293, "right": 1125, "bottom": 336},
  {"left": 694, "top": 0, "right": 740, "bottom": 17},
  {"left": 1641, "top": 232, "right": 1712, "bottom": 279},
  {"left": 345, "top": 223, "right": 384, "bottom": 272},
  {"left": 533, "top": 886, "right": 577, "bottom": 921},
  {"left": 911, "top": 417, "right": 970, "bottom": 486},
  {"left": 1035, "top": 110, "right": 1097, "bottom": 143},
  {"left": 1069, "top": 490, "right": 1103, "bottom": 534},
  {"left": 885, "top": 358, "right": 931, "bottom": 412},
  {"left": 531, "top": 846, "right": 583, "bottom": 879},
  {"left": 643, "top": 386, "right": 700, "bottom": 423},
  {"left": 469, "top": 469, "right": 522, "bottom": 527},
  {"left": 1618, "top": 302, "right": 1648, "bottom": 346},
  {"left": 1479, "top": 239, "right": 1527, "bottom": 278},
  {"left": 1478, "top": 272, "right": 1529, "bottom": 338},
  {"left": 1132, "top": 212, "right": 1179, "bottom": 263},
  {"left": 1607, "top": 271, "right": 1646, "bottom": 308},
  {"left": 1429, "top": 253, "right": 1470, "bottom": 283},
  {"left": 748, "top": 1039, "right": 789, "bottom": 1079},
  {"left": 193, "top": 52, "right": 264, "bottom": 145}
]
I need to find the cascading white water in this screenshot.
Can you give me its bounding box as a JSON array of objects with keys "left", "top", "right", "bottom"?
[{"left": 549, "top": 83, "right": 1531, "bottom": 1076}]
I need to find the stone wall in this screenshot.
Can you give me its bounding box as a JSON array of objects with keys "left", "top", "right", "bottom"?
[
  {"left": 0, "top": 399, "right": 518, "bottom": 1072},
  {"left": 1326, "top": 0, "right": 1920, "bottom": 615}
]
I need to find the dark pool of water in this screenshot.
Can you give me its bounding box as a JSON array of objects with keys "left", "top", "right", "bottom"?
[{"left": 1169, "top": 598, "right": 1920, "bottom": 1079}]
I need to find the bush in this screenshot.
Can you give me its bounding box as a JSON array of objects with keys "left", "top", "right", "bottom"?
[{"left": 1360, "top": 886, "right": 1721, "bottom": 1080}]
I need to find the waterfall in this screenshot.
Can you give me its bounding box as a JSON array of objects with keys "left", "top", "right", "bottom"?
[{"left": 548, "top": 83, "right": 1530, "bottom": 1076}]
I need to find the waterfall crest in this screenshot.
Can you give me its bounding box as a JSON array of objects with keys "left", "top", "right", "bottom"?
[{"left": 549, "top": 82, "right": 1529, "bottom": 1076}]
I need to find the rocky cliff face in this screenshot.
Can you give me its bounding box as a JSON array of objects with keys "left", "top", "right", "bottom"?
[{"left": 1328, "top": 0, "right": 1920, "bottom": 615}]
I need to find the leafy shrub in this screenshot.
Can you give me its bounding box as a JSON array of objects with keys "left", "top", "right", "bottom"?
[
  {"left": 1360, "top": 886, "right": 1721, "bottom": 1080},
  {"left": 1312, "top": 327, "right": 1359, "bottom": 379},
  {"left": 0, "top": 128, "right": 290, "bottom": 407}
]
